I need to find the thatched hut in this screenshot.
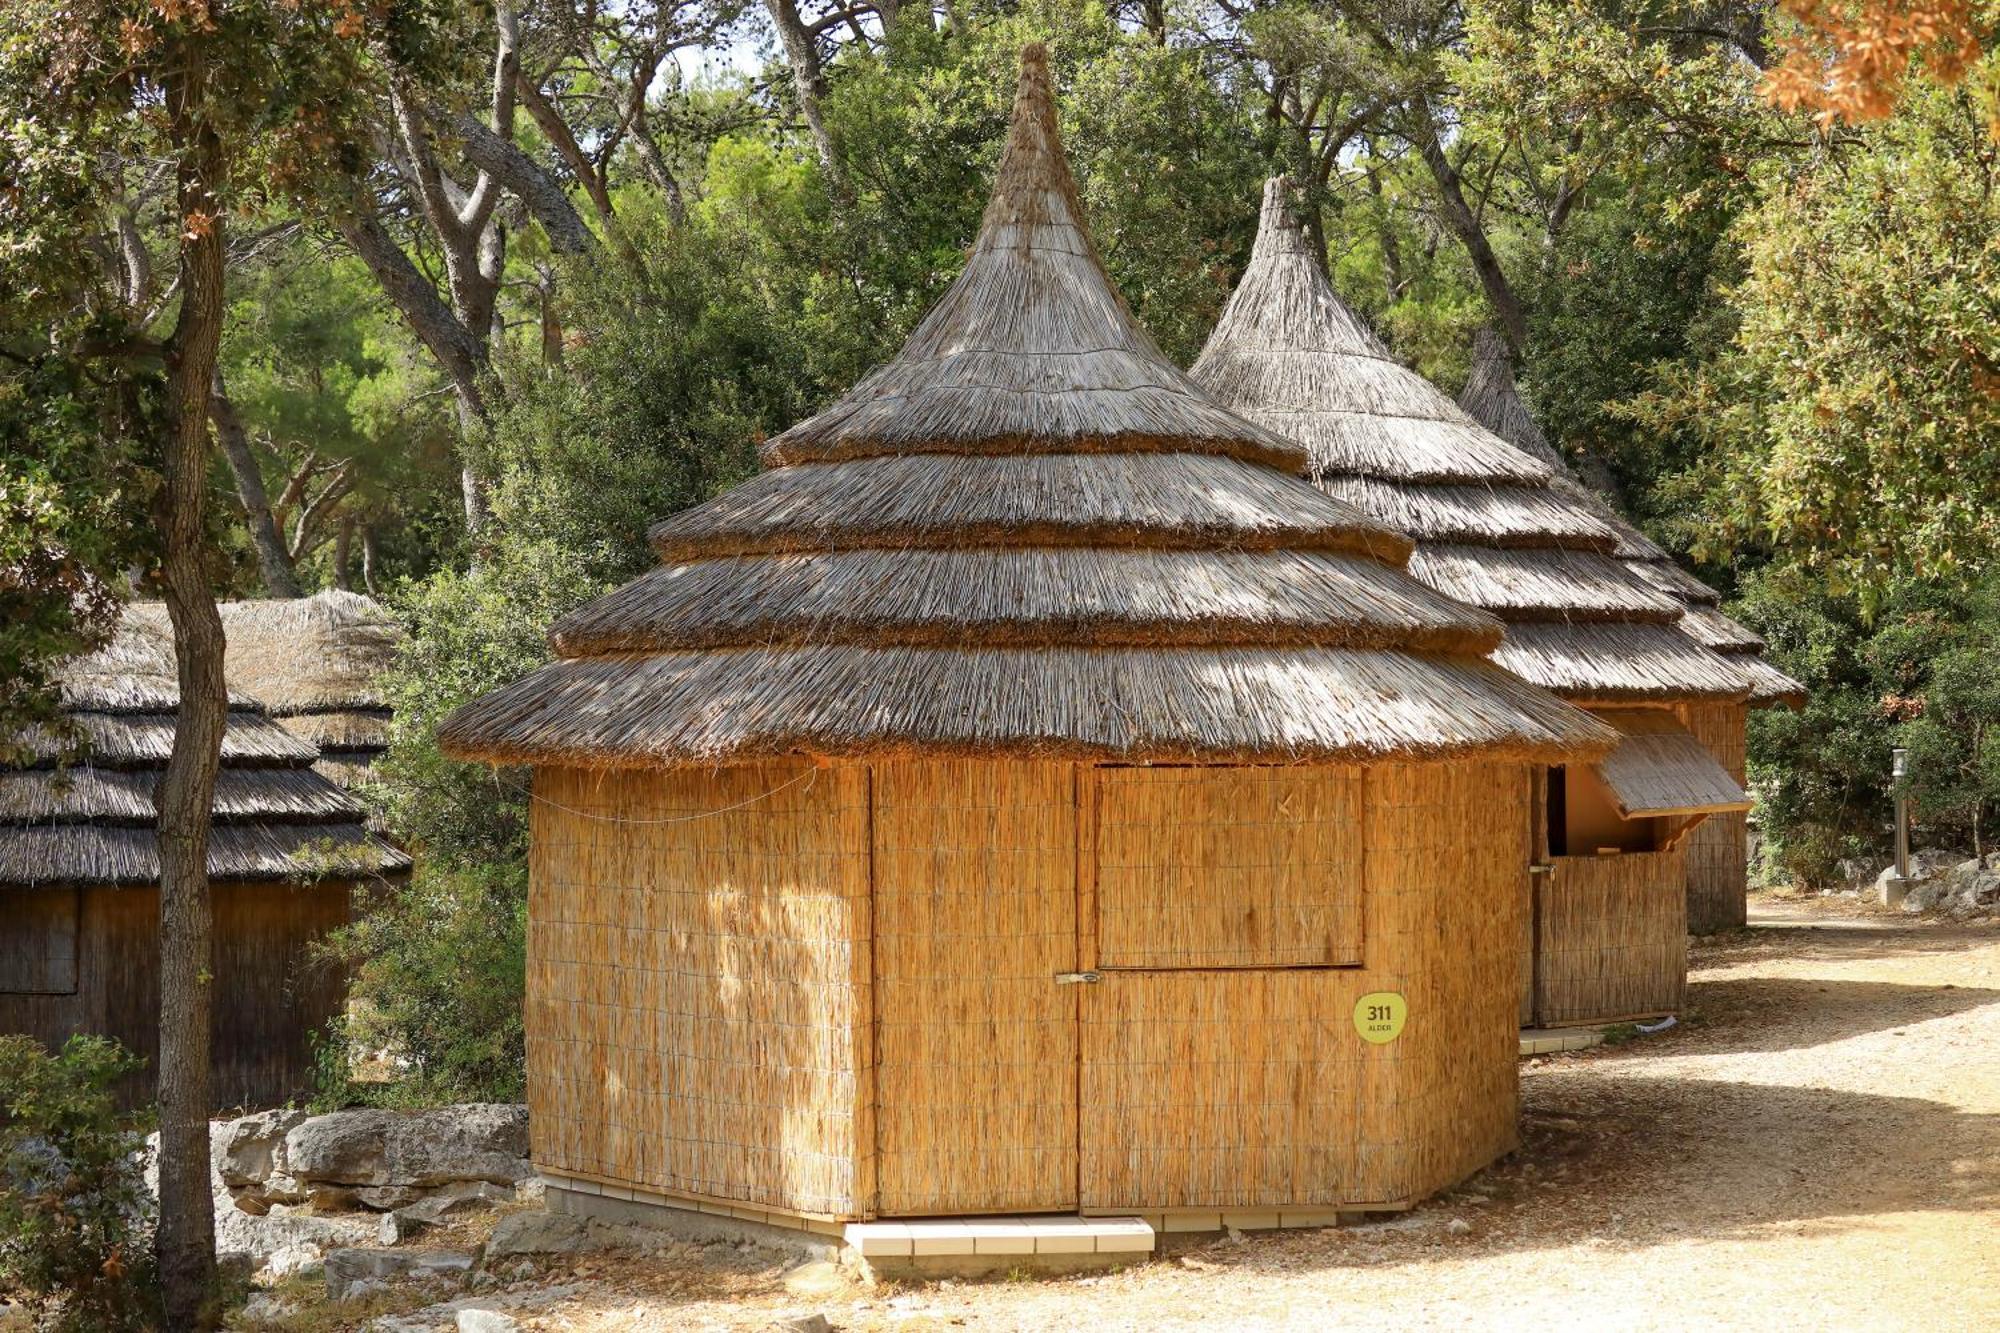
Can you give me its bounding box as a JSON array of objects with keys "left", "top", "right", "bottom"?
[
  {"left": 0, "top": 605, "right": 408, "bottom": 1109},
  {"left": 1192, "top": 179, "right": 1753, "bottom": 1029},
  {"left": 440, "top": 47, "right": 1615, "bottom": 1248},
  {"left": 218, "top": 589, "right": 402, "bottom": 788},
  {"left": 1458, "top": 329, "right": 1805, "bottom": 932}
]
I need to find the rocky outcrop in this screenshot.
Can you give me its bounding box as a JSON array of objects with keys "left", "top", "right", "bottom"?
[
  {"left": 1899, "top": 853, "right": 2000, "bottom": 915},
  {"left": 202, "top": 1103, "right": 533, "bottom": 1281}
]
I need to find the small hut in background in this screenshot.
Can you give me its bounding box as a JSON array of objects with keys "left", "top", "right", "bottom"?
[
  {"left": 1458, "top": 329, "right": 1805, "bottom": 932},
  {"left": 219, "top": 590, "right": 401, "bottom": 788},
  {"left": 0, "top": 605, "right": 408, "bottom": 1109},
  {"left": 441, "top": 47, "right": 1615, "bottom": 1244},
  {"left": 1192, "top": 179, "right": 1752, "bottom": 1029}
]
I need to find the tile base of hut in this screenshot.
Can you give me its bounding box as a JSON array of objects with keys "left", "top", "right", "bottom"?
[{"left": 541, "top": 1169, "right": 1424, "bottom": 1277}]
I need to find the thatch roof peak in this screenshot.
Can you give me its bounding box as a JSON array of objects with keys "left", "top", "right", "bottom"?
[
  {"left": 1193, "top": 179, "right": 1753, "bottom": 707},
  {"left": 1458, "top": 328, "right": 1565, "bottom": 471},
  {"left": 436, "top": 61, "right": 1621, "bottom": 771},
  {"left": 757, "top": 47, "right": 1312, "bottom": 476},
  {"left": 218, "top": 589, "right": 401, "bottom": 715}
]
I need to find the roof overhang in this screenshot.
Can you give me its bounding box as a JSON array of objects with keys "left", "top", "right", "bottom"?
[{"left": 1592, "top": 709, "right": 1752, "bottom": 819}]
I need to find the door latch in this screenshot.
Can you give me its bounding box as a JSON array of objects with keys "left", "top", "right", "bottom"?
[
  {"left": 1053, "top": 971, "right": 1101, "bottom": 985},
  {"left": 1528, "top": 862, "right": 1555, "bottom": 876}
]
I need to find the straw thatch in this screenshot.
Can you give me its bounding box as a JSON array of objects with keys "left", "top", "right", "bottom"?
[
  {"left": 218, "top": 590, "right": 401, "bottom": 778},
  {"left": 1592, "top": 709, "right": 1754, "bottom": 818},
  {"left": 1192, "top": 179, "right": 1749, "bottom": 708},
  {"left": 0, "top": 605, "right": 408, "bottom": 889},
  {"left": 1456, "top": 331, "right": 1805, "bottom": 711},
  {"left": 441, "top": 49, "right": 1616, "bottom": 771}
]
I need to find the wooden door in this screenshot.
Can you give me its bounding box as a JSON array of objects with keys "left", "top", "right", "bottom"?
[
  {"left": 871, "top": 762, "right": 1079, "bottom": 1216},
  {"left": 1079, "top": 766, "right": 1367, "bottom": 1211}
]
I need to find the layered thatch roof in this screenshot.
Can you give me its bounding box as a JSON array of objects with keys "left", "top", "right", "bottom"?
[
  {"left": 1457, "top": 331, "right": 1805, "bottom": 709},
  {"left": 0, "top": 605, "right": 408, "bottom": 889},
  {"left": 218, "top": 590, "right": 401, "bottom": 781},
  {"left": 1191, "top": 179, "right": 1749, "bottom": 708},
  {"left": 439, "top": 47, "right": 1617, "bottom": 771}
]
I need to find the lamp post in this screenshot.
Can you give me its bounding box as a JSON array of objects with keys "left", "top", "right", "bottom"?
[{"left": 1883, "top": 747, "right": 1912, "bottom": 907}]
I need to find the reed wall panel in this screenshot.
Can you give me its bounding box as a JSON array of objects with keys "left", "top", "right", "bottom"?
[
  {"left": 527, "top": 765, "right": 868, "bottom": 1216},
  {"left": 1080, "top": 762, "right": 1525, "bottom": 1210},
  {"left": 1678, "top": 702, "right": 1749, "bottom": 933},
  {"left": 871, "top": 761, "right": 1078, "bottom": 1216},
  {"left": 1094, "top": 766, "right": 1362, "bottom": 967},
  {"left": 1535, "top": 851, "right": 1687, "bottom": 1026}
]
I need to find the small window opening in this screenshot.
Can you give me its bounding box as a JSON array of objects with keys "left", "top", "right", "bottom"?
[{"left": 1546, "top": 765, "right": 1663, "bottom": 857}]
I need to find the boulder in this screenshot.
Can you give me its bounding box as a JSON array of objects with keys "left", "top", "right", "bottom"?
[
  {"left": 324, "top": 1247, "right": 475, "bottom": 1302},
  {"left": 218, "top": 1109, "right": 307, "bottom": 1187},
  {"left": 285, "top": 1105, "right": 530, "bottom": 1190},
  {"left": 458, "top": 1311, "right": 523, "bottom": 1333},
  {"left": 482, "top": 1211, "right": 591, "bottom": 1260}
]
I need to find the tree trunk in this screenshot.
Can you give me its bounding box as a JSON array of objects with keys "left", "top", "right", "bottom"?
[
  {"left": 361, "top": 524, "right": 381, "bottom": 596},
  {"left": 1410, "top": 95, "right": 1530, "bottom": 354},
  {"left": 156, "top": 45, "right": 230, "bottom": 1332},
  {"left": 764, "top": 0, "right": 838, "bottom": 174},
  {"left": 333, "top": 517, "right": 354, "bottom": 591},
  {"left": 210, "top": 369, "right": 302, "bottom": 597}
]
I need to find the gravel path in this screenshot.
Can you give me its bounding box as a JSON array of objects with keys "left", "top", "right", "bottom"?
[{"left": 445, "top": 894, "right": 2000, "bottom": 1331}]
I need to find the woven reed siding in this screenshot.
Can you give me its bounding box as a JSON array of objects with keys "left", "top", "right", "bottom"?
[
  {"left": 872, "top": 761, "right": 1078, "bottom": 1216},
  {"left": 1679, "top": 702, "right": 1749, "bottom": 932},
  {"left": 1081, "top": 762, "right": 1525, "bottom": 1210},
  {"left": 527, "top": 765, "right": 868, "bottom": 1216},
  {"left": 1095, "top": 767, "right": 1362, "bottom": 967},
  {"left": 1535, "top": 851, "right": 1687, "bottom": 1026}
]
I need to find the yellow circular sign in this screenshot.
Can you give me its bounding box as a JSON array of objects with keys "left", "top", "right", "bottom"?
[{"left": 1353, "top": 992, "right": 1408, "bottom": 1044}]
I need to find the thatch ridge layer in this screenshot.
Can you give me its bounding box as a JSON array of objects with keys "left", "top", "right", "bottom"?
[
  {"left": 1, "top": 604, "right": 407, "bottom": 889},
  {"left": 441, "top": 644, "right": 1618, "bottom": 769},
  {"left": 1456, "top": 327, "right": 1805, "bottom": 712}
]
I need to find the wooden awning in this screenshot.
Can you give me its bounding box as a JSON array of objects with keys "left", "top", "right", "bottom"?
[{"left": 1592, "top": 710, "right": 1752, "bottom": 819}]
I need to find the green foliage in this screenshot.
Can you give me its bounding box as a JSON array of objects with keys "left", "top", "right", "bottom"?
[
  {"left": 1642, "top": 88, "right": 2000, "bottom": 593},
  {"left": 315, "top": 864, "right": 528, "bottom": 1107},
  {"left": 1742, "top": 569, "right": 2000, "bottom": 886},
  {"left": 0, "top": 1035, "right": 156, "bottom": 1332}
]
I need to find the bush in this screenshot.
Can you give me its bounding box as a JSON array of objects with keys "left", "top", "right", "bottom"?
[
  {"left": 315, "top": 863, "right": 528, "bottom": 1107},
  {"left": 0, "top": 1035, "right": 156, "bottom": 1332}
]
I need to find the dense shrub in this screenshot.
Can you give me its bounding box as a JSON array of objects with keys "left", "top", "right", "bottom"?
[{"left": 0, "top": 1035, "right": 156, "bottom": 1332}]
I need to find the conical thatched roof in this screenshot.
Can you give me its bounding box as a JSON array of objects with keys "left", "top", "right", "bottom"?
[
  {"left": 218, "top": 590, "right": 402, "bottom": 781},
  {"left": 438, "top": 48, "right": 1616, "bottom": 770},
  {"left": 1192, "top": 179, "right": 1750, "bottom": 707},
  {"left": 0, "top": 604, "right": 409, "bottom": 888},
  {"left": 1457, "top": 331, "right": 1805, "bottom": 709}
]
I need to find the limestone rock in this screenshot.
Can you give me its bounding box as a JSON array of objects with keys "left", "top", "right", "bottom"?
[
  {"left": 458, "top": 1310, "right": 523, "bottom": 1333},
  {"left": 218, "top": 1109, "right": 307, "bottom": 1187},
  {"left": 286, "top": 1104, "right": 530, "bottom": 1189},
  {"left": 482, "top": 1211, "right": 591, "bottom": 1260},
  {"left": 324, "top": 1247, "right": 475, "bottom": 1302}
]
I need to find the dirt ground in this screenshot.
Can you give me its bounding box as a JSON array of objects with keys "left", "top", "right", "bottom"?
[{"left": 298, "top": 891, "right": 2000, "bottom": 1331}]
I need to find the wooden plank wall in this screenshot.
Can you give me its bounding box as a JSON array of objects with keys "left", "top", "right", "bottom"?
[
  {"left": 528, "top": 764, "right": 869, "bottom": 1218},
  {"left": 1536, "top": 850, "right": 1688, "bottom": 1026},
  {"left": 0, "top": 881, "right": 350, "bottom": 1110},
  {"left": 871, "top": 761, "right": 1078, "bottom": 1216},
  {"left": 1678, "top": 702, "right": 1750, "bottom": 933}
]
